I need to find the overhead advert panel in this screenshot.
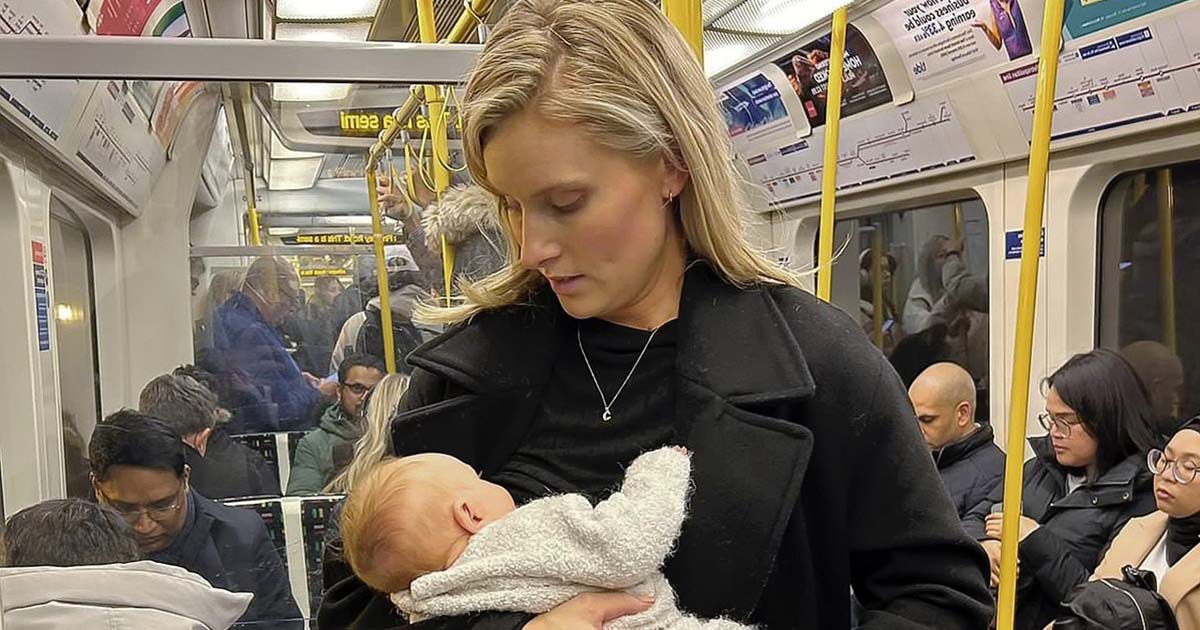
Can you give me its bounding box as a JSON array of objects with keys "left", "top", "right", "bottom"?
[
  {"left": 876, "top": 0, "right": 1038, "bottom": 86},
  {"left": 0, "top": 0, "right": 87, "bottom": 142},
  {"left": 771, "top": 25, "right": 894, "bottom": 129}
]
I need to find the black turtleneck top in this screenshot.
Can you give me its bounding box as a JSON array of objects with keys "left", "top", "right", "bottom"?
[{"left": 490, "top": 317, "right": 678, "bottom": 505}]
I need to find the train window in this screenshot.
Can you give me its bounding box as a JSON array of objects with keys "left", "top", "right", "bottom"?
[
  {"left": 49, "top": 206, "right": 101, "bottom": 500},
  {"left": 1098, "top": 163, "right": 1200, "bottom": 433},
  {"left": 827, "top": 199, "right": 991, "bottom": 420}
]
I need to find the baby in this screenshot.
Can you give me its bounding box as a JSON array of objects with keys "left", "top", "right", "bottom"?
[{"left": 339, "top": 446, "right": 751, "bottom": 629}]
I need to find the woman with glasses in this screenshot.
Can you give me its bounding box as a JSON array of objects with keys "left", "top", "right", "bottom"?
[
  {"left": 963, "top": 348, "right": 1158, "bottom": 630},
  {"left": 1087, "top": 418, "right": 1200, "bottom": 627}
]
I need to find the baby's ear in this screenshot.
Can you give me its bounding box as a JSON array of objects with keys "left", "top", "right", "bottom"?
[{"left": 452, "top": 499, "right": 486, "bottom": 534}]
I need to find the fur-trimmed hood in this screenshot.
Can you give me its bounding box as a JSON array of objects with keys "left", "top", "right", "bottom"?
[{"left": 422, "top": 184, "right": 502, "bottom": 248}]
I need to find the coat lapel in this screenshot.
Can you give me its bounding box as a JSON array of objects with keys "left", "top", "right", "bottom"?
[
  {"left": 401, "top": 264, "right": 818, "bottom": 619},
  {"left": 1093, "top": 512, "right": 1166, "bottom": 579},
  {"left": 1161, "top": 540, "right": 1200, "bottom": 610},
  {"left": 663, "top": 265, "right": 817, "bottom": 618}
]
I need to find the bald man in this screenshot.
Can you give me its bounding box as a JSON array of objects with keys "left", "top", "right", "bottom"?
[
  {"left": 909, "top": 362, "right": 1004, "bottom": 525},
  {"left": 211, "top": 257, "right": 327, "bottom": 432}
]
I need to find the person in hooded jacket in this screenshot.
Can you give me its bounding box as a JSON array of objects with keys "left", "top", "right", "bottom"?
[
  {"left": 288, "top": 354, "right": 387, "bottom": 495},
  {"left": 319, "top": 2, "right": 993, "bottom": 629},
  {"left": 0, "top": 498, "right": 252, "bottom": 630},
  {"left": 379, "top": 171, "right": 507, "bottom": 297},
  {"left": 329, "top": 246, "right": 428, "bottom": 374},
  {"left": 964, "top": 349, "right": 1158, "bottom": 630},
  {"left": 909, "top": 362, "right": 1004, "bottom": 521}
]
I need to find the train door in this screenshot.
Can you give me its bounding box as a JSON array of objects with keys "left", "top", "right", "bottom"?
[{"left": 48, "top": 201, "right": 101, "bottom": 499}]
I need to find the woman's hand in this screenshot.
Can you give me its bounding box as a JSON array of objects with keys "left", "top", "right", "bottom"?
[
  {"left": 523, "top": 592, "right": 653, "bottom": 630},
  {"left": 985, "top": 513, "right": 1039, "bottom": 542}
]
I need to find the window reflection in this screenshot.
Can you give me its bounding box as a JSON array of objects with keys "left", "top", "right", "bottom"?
[
  {"left": 829, "top": 199, "right": 991, "bottom": 421},
  {"left": 1100, "top": 163, "right": 1200, "bottom": 438}
]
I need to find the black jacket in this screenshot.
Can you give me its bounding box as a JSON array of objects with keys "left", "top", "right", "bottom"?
[
  {"left": 319, "top": 263, "right": 993, "bottom": 629},
  {"left": 187, "top": 428, "right": 281, "bottom": 500},
  {"left": 151, "top": 490, "right": 302, "bottom": 629},
  {"left": 963, "top": 436, "right": 1156, "bottom": 630},
  {"left": 934, "top": 424, "right": 1005, "bottom": 522}
]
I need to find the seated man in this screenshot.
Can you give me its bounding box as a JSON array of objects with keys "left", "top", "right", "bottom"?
[
  {"left": 89, "top": 410, "right": 302, "bottom": 628},
  {"left": 140, "top": 372, "right": 281, "bottom": 499},
  {"left": 0, "top": 498, "right": 250, "bottom": 629},
  {"left": 212, "top": 256, "right": 332, "bottom": 432},
  {"left": 288, "top": 354, "right": 386, "bottom": 495},
  {"left": 909, "top": 362, "right": 1004, "bottom": 529},
  {"left": 340, "top": 447, "right": 748, "bottom": 629}
]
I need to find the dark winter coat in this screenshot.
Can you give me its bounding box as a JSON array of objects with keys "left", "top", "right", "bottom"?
[
  {"left": 187, "top": 428, "right": 281, "bottom": 500},
  {"left": 962, "top": 435, "right": 1156, "bottom": 630},
  {"left": 150, "top": 489, "right": 302, "bottom": 629},
  {"left": 934, "top": 424, "right": 1005, "bottom": 521},
  {"left": 319, "top": 262, "right": 992, "bottom": 629}
]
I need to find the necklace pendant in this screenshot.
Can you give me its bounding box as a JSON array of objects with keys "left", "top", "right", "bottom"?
[{"left": 602, "top": 409, "right": 612, "bottom": 423}]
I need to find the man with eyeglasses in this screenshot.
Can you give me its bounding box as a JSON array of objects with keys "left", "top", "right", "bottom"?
[
  {"left": 212, "top": 256, "right": 335, "bottom": 433},
  {"left": 90, "top": 410, "right": 302, "bottom": 628},
  {"left": 287, "top": 354, "right": 386, "bottom": 495}
]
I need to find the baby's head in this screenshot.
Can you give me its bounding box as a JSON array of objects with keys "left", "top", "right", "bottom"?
[{"left": 340, "top": 453, "right": 515, "bottom": 593}]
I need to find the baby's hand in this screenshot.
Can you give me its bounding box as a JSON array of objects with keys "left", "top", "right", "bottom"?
[{"left": 671, "top": 445, "right": 689, "bottom": 456}]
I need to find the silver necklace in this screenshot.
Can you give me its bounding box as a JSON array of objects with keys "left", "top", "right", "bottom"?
[{"left": 577, "top": 324, "right": 662, "bottom": 423}]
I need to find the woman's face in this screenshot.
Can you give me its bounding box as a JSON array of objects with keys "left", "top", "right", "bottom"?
[
  {"left": 1045, "top": 386, "right": 1099, "bottom": 470},
  {"left": 1154, "top": 430, "right": 1200, "bottom": 518},
  {"left": 483, "top": 110, "right": 688, "bottom": 326}
]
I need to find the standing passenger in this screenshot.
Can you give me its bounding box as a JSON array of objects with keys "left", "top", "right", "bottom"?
[
  {"left": 212, "top": 257, "right": 330, "bottom": 432},
  {"left": 965, "top": 349, "right": 1158, "bottom": 630},
  {"left": 320, "top": 1, "right": 992, "bottom": 628},
  {"left": 910, "top": 363, "right": 1004, "bottom": 521},
  {"left": 89, "top": 410, "right": 302, "bottom": 629}
]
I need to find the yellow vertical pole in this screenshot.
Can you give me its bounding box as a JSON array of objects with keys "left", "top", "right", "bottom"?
[
  {"left": 871, "top": 228, "right": 884, "bottom": 350},
  {"left": 815, "top": 7, "right": 849, "bottom": 303},
  {"left": 996, "top": 0, "right": 1066, "bottom": 627},
  {"left": 1156, "top": 169, "right": 1177, "bottom": 354},
  {"left": 245, "top": 172, "right": 262, "bottom": 246},
  {"left": 366, "top": 168, "right": 397, "bottom": 374},
  {"left": 662, "top": 0, "right": 704, "bottom": 64},
  {"left": 416, "top": 0, "right": 455, "bottom": 306}
]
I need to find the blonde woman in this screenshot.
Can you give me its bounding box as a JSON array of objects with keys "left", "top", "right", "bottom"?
[{"left": 320, "top": 1, "right": 991, "bottom": 628}]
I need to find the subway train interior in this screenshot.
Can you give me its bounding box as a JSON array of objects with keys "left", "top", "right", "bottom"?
[{"left": 0, "top": 0, "right": 1197, "bottom": 627}]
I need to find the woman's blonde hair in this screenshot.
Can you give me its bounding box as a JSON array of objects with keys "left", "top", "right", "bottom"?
[
  {"left": 418, "top": 0, "right": 800, "bottom": 324},
  {"left": 325, "top": 373, "right": 410, "bottom": 494}
]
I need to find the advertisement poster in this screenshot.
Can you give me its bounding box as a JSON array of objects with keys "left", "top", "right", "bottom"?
[
  {"left": 1062, "top": 0, "right": 1189, "bottom": 39},
  {"left": 92, "top": 0, "right": 190, "bottom": 37},
  {"left": 0, "top": 0, "right": 86, "bottom": 141},
  {"left": 773, "top": 25, "right": 893, "bottom": 128},
  {"left": 880, "top": 0, "right": 1035, "bottom": 84},
  {"left": 720, "top": 74, "right": 789, "bottom": 137},
  {"left": 153, "top": 80, "right": 204, "bottom": 147}
]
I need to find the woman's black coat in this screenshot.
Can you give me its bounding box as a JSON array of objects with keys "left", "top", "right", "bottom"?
[
  {"left": 319, "top": 263, "right": 993, "bottom": 629},
  {"left": 963, "top": 435, "right": 1155, "bottom": 630}
]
